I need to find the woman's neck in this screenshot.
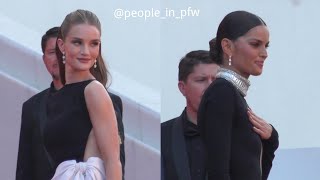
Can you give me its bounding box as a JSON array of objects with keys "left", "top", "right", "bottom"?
[
  {"left": 221, "top": 64, "right": 250, "bottom": 79},
  {"left": 65, "top": 66, "right": 95, "bottom": 84}
]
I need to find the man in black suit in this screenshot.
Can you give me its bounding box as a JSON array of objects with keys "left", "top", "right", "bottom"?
[
  {"left": 16, "top": 27, "right": 125, "bottom": 180},
  {"left": 161, "top": 50, "right": 219, "bottom": 180}
]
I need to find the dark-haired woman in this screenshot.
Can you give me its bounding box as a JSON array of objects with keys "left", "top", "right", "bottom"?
[{"left": 198, "top": 11, "right": 279, "bottom": 180}]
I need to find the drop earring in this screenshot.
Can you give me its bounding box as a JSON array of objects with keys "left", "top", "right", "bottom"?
[
  {"left": 62, "top": 52, "right": 66, "bottom": 64},
  {"left": 228, "top": 55, "right": 232, "bottom": 66},
  {"left": 94, "top": 60, "right": 97, "bottom": 68}
]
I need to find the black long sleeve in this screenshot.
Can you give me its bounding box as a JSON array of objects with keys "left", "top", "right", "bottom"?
[
  {"left": 198, "top": 80, "right": 236, "bottom": 180},
  {"left": 262, "top": 126, "right": 279, "bottom": 180},
  {"left": 198, "top": 78, "right": 263, "bottom": 180}
]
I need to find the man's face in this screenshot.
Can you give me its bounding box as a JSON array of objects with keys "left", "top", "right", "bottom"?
[
  {"left": 179, "top": 63, "right": 220, "bottom": 113},
  {"left": 43, "top": 37, "right": 60, "bottom": 80}
]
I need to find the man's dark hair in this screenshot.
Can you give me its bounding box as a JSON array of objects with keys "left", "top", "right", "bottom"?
[
  {"left": 178, "top": 50, "right": 215, "bottom": 82},
  {"left": 41, "top": 27, "right": 59, "bottom": 53}
]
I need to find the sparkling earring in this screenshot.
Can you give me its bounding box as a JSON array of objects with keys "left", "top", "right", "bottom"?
[
  {"left": 62, "top": 52, "right": 66, "bottom": 64},
  {"left": 228, "top": 55, "right": 232, "bottom": 66},
  {"left": 94, "top": 60, "right": 97, "bottom": 68}
]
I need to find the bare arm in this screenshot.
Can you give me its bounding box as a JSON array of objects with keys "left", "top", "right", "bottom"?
[{"left": 85, "top": 81, "right": 122, "bottom": 180}]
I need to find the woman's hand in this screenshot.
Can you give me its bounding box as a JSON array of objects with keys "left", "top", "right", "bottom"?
[{"left": 247, "top": 108, "right": 272, "bottom": 140}]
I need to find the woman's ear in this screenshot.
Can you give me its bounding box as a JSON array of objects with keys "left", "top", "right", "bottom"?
[
  {"left": 57, "top": 38, "right": 65, "bottom": 53},
  {"left": 221, "top": 38, "right": 234, "bottom": 57}
]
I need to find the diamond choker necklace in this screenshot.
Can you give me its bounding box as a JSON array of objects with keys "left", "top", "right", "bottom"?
[{"left": 216, "top": 68, "right": 250, "bottom": 96}]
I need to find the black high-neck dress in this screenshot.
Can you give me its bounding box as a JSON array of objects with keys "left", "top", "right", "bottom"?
[{"left": 198, "top": 78, "right": 278, "bottom": 180}]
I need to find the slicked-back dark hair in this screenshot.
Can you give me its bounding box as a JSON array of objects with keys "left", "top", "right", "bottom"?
[{"left": 210, "top": 10, "right": 266, "bottom": 64}]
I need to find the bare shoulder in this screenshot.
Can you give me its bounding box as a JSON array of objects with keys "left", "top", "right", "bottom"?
[{"left": 84, "top": 80, "right": 111, "bottom": 101}]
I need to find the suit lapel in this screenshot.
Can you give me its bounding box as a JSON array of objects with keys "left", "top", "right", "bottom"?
[
  {"left": 172, "top": 112, "right": 192, "bottom": 180},
  {"left": 38, "top": 89, "right": 50, "bottom": 137},
  {"left": 37, "top": 89, "right": 55, "bottom": 168}
]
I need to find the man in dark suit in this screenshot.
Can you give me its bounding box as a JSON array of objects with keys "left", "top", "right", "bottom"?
[
  {"left": 16, "top": 27, "right": 125, "bottom": 180},
  {"left": 110, "top": 91, "right": 126, "bottom": 179},
  {"left": 161, "top": 50, "right": 219, "bottom": 180}
]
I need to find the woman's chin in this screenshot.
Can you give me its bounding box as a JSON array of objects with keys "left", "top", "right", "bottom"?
[{"left": 251, "top": 70, "right": 263, "bottom": 76}]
